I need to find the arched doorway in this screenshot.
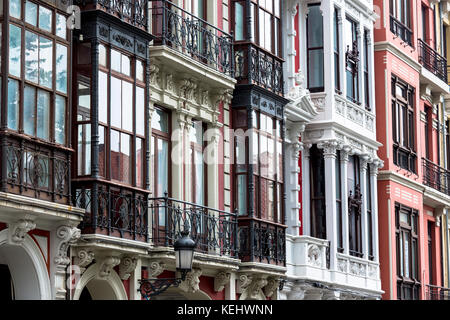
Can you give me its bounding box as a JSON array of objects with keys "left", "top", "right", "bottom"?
[
  {"left": 73, "top": 263, "right": 128, "bottom": 300},
  {"left": 0, "top": 229, "right": 51, "bottom": 300}
]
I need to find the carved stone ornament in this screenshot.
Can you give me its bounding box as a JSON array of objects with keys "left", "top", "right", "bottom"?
[
  {"left": 149, "top": 64, "right": 161, "bottom": 87},
  {"left": 307, "top": 244, "right": 322, "bottom": 267},
  {"left": 74, "top": 249, "right": 95, "bottom": 274},
  {"left": 148, "top": 261, "right": 166, "bottom": 277},
  {"left": 8, "top": 219, "right": 36, "bottom": 245},
  {"left": 119, "top": 256, "right": 138, "bottom": 280},
  {"left": 264, "top": 277, "right": 280, "bottom": 298},
  {"left": 239, "top": 274, "right": 268, "bottom": 300},
  {"left": 98, "top": 256, "right": 121, "bottom": 280},
  {"left": 179, "top": 268, "right": 202, "bottom": 293},
  {"left": 214, "top": 271, "right": 231, "bottom": 292},
  {"left": 54, "top": 226, "right": 81, "bottom": 266}
]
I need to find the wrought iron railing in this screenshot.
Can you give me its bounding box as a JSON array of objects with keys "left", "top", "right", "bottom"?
[
  {"left": 422, "top": 158, "right": 450, "bottom": 196},
  {"left": 234, "top": 43, "right": 284, "bottom": 95},
  {"left": 73, "top": 0, "right": 148, "bottom": 30},
  {"left": 390, "top": 15, "right": 413, "bottom": 47},
  {"left": 149, "top": 0, "right": 234, "bottom": 77},
  {"left": 426, "top": 284, "right": 450, "bottom": 300},
  {"left": 73, "top": 183, "right": 148, "bottom": 242},
  {"left": 418, "top": 39, "right": 448, "bottom": 83},
  {"left": 238, "top": 219, "right": 286, "bottom": 266},
  {"left": 3, "top": 135, "right": 71, "bottom": 205},
  {"left": 149, "top": 195, "right": 238, "bottom": 258}
]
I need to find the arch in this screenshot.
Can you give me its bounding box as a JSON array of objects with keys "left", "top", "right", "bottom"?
[
  {"left": 152, "top": 287, "right": 212, "bottom": 300},
  {"left": 0, "top": 229, "right": 52, "bottom": 300},
  {"left": 73, "top": 262, "right": 128, "bottom": 300}
]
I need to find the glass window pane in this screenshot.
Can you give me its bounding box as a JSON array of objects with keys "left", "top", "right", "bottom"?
[
  {"left": 157, "top": 139, "right": 169, "bottom": 196},
  {"left": 38, "top": 6, "right": 52, "bottom": 32},
  {"left": 25, "top": 1, "right": 38, "bottom": 26},
  {"left": 23, "top": 85, "right": 36, "bottom": 136},
  {"left": 56, "top": 44, "right": 68, "bottom": 93},
  {"left": 258, "top": 8, "right": 265, "bottom": 48},
  {"left": 111, "top": 49, "right": 121, "bottom": 73},
  {"left": 77, "top": 124, "right": 91, "bottom": 176},
  {"left": 25, "top": 31, "right": 39, "bottom": 83},
  {"left": 99, "top": 44, "right": 107, "bottom": 67},
  {"left": 7, "top": 79, "right": 19, "bottom": 130},
  {"left": 99, "top": 125, "right": 105, "bottom": 177},
  {"left": 122, "top": 81, "right": 133, "bottom": 131},
  {"left": 9, "top": 0, "right": 21, "bottom": 19},
  {"left": 110, "top": 77, "right": 122, "bottom": 128},
  {"left": 39, "top": 36, "right": 53, "bottom": 88},
  {"left": 121, "top": 133, "right": 132, "bottom": 184},
  {"left": 194, "top": 149, "right": 204, "bottom": 205},
  {"left": 121, "top": 54, "right": 130, "bottom": 76},
  {"left": 56, "top": 13, "right": 66, "bottom": 39},
  {"left": 9, "top": 24, "right": 21, "bottom": 77},
  {"left": 265, "top": 11, "right": 271, "bottom": 52},
  {"left": 151, "top": 108, "right": 169, "bottom": 133},
  {"left": 237, "top": 175, "right": 247, "bottom": 215},
  {"left": 308, "top": 49, "right": 324, "bottom": 89},
  {"left": 110, "top": 130, "right": 120, "bottom": 180},
  {"left": 136, "top": 87, "right": 145, "bottom": 136},
  {"left": 78, "top": 81, "right": 91, "bottom": 121},
  {"left": 98, "top": 71, "right": 108, "bottom": 123},
  {"left": 136, "top": 60, "right": 144, "bottom": 82},
  {"left": 55, "top": 95, "right": 66, "bottom": 145},
  {"left": 37, "top": 90, "right": 50, "bottom": 140},
  {"left": 308, "top": 5, "right": 323, "bottom": 48},
  {"left": 136, "top": 138, "right": 144, "bottom": 188},
  {"left": 235, "top": 2, "right": 244, "bottom": 41}
]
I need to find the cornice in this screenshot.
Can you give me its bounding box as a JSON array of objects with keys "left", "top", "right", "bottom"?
[{"left": 374, "top": 41, "right": 421, "bottom": 73}]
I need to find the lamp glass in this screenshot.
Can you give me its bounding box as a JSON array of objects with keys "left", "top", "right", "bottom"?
[{"left": 175, "top": 248, "right": 194, "bottom": 271}]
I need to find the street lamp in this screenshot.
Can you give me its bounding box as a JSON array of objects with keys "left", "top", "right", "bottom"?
[{"left": 139, "top": 229, "right": 196, "bottom": 300}]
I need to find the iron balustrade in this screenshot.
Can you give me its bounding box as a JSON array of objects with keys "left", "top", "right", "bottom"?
[
  {"left": 74, "top": 0, "right": 148, "bottom": 30},
  {"left": 150, "top": 195, "right": 238, "bottom": 258},
  {"left": 418, "top": 39, "right": 448, "bottom": 83},
  {"left": 234, "top": 43, "right": 284, "bottom": 96},
  {"left": 73, "top": 183, "right": 148, "bottom": 242},
  {"left": 3, "top": 134, "right": 71, "bottom": 205},
  {"left": 238, "top": 219, "right": 286, "bottom": 266},
  {"left": 426, "top": 284, "right": 450, "bottom": 300},
  {"left": 422, "top": 158, "right": 450, "bottom": 196},
  {"left": 149, "top": 0, "right": 234, "bottom": 77},
  {"left": 390, "top": 15, "right": 413, "bottom": 47}
]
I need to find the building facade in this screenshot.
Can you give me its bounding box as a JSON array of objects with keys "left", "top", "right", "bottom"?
[
  {"left": 374, "top": 0, "right": 450, "bottom": 300},
  {"left": 279, "top": 0, "right": 384, "bottom": 300}
]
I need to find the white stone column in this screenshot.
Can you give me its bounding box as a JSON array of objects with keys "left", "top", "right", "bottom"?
[
  {"left": 302, "top": 144, "right": 312, "bottom": 236},
  {"left": 129, "top": 258, "right": 142, "bottom": 300},
  {"left": 336, "top": 5, "right": 345, "bottom": 96},
  {"left": 318, "top": 141, "right": 338, "bottom": 272},
  {"left": 171, "top": 112, "right": 186, "bottom": 201},
  {"left": 360, "top": 155, "right": 370, "bottom": 260},
  {"left": 206, "top": 123, "right": 221, "bottom": 210},
  {"left": 284, "top": 1, "right": 299, "bottom": 94},
  {"left": 370, "top": 161, "right": 382, "bottom": 263},
  {"left": 357, "top": 24, "right": 364, "bottom": 104},
  {"left": 320, "top": 0, "right": 334, "bottom": 96},
  {"left": 225, "top": 272, "right": 236, "bottom": 300},
  {"left": 340, "top": 146, "right": 351, "bottom": 255}
]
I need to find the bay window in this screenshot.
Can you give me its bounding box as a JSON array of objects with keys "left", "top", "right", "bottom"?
[
  {"left": 348, "top": 155, "right": 362, "bottom": 257},
  {"left": 310, "top": 145, "right": 326, "bottom": 239},
  {"left": 307, "top": 4, "right": 324, "bottom": 92},
  {"left": 6, "top": 0, "right": 69, "bottom": 145}
]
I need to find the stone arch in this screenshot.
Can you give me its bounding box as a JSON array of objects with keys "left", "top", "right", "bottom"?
[
  {"left": 73, "top": 262, "right": 128, "bottom": 300},
  {"left": 151, "top": 287, "right": 212, "bottom": 300},
  {"left": 0, "top": 229, "right": 52, "bottom": 300}
]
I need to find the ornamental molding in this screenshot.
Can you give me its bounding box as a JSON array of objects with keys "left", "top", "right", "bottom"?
[
  {"left": 264, "top": 277, "right": 280, "bottom": 298},
  {"left": 179, "top": 268, "right": 202, "bottom": 293},
  {"left": 7, "top": 219, "right": 36, "bottom": 245},
  {"left": 148, "top": 261, "right": 166, "bottom": 277},
  {"left": 214, "top": 271, "right": 231, "bottom": 292},
  {"left": 238, "top": 274, "right": 268, "bottom": 300},
  {"left": 119, "top": 256, "right": 138, "bottom": 280},
  {"left": 54, "top": 225, "right": 81, "bottom": 266},
  {"left": 307, "top": 244, "right": 322, "bottom": 267},
  {"left": 317, "top": 140, "right": 339, "bottom": 157},
  {"left": 74, "top": 249, "right": 95, "bottom": 275},
  {"left": 98, "top": 256, "right": 121, "bottom": 280}
]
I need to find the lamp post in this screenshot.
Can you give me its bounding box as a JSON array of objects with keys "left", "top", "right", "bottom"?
[{"left": 139, "top": 229, "right": 196, "bottom": 300}]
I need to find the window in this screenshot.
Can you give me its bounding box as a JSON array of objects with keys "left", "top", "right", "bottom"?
[
  {"left": 395, "top": 203, "right": 420, "bottom": 300},
  {"left": 363, "top": 30, "right": 370, "bottom": 110},
  {"left": 334, "top": 8, "right": 341, "bottom": 93},
  {"left": 250, "top": 0, "right": 281, "bottom": 56},
  {"left": 424, "top": 106, "right": 431, "bottom": 160},
  {"left": 336, "top": 150, "right": 343, "bottom": 252},
  {"left": 234, "top": 109, "right": 248, "bottom": 216},
  {"left": 428, "top": 221, "right": 434, "bottom": 285},
  {"left": 190, "top": 120, "right": 205, "bottom": 206},
  {"left": 348, "top": 155, "right": 362, "bottom": 257},
  {"left": 390, "top": 0, "right": 411, "bottom": 27},
  {"left": 307, "top": 4, "right": 324, "bottom": 92},
  {"left": 7, "top": 1, "right": 69, "bottom": 145},
  {"left": 367, "top": 166, "right": 373, "bottom": 260},
  {"left": 345, "top": 17, "right": 359, "bottom": 104},
  {"left": 392, "top": 76, "right": 416, "bottom": 173},
  {"left": 234, "top": 2, "right": 245, "bottom": 41},
  {"left": 310, "top": 145, "right": 326, "bottom": 239}
]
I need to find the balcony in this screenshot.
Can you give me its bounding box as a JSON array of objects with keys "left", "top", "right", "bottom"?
[
  {"left": 73, "top": 182, "right": 149, "bottom": 242},
  {"left": 418, "top": 39, "right": 448, "bottom": 84},
  {"left": 3, "top": 134, "right": 71, "bottom": 205},
  {"left": 422, "top": 158, "right": 450, "bottom": 196},
  {"left": 234, "top": 43, "right": 284, "bottom": 96},
  {"left": 426, "top": 285, "right": 450, "bottom": 300},
  {"left": 149, "top": 0, "right": 234, "bottom": 77},
  {"left": 390, "top": 15, "right": 413, "bottom": 47},
  {"left": 238, "top": 219, "right": 286, "bottom": 266},
  {"left": 74, "top": 0, "right": 148, "bottom": 30},
  {"left": 149, "top": 196, "right": 238, "bottom": 258}
]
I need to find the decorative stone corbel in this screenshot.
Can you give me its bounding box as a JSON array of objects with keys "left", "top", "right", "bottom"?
[
  {"left": 264, "top": 277, "right": 280, "bottom": 298},
  {"left": 74, "top": 249, "right": 95, "bottom": 275},
  {"left": 8, "top": 219, "right": 36, "bottom": 245},
  {"left": 54, "top": 225, "right": 81, "bottom": 266},
  {"left": 238, "top": 274, "right": 268, "bottom": 300},
  {"left": 119, "top": 256, "right": 138, "bottom": 280},
  {"left": 148, "top": 261, "right": 166, "bottom": 277},
  {"left": 179, "top": 268, "right": 202, "bottom": 293},
  {"left": 214, "top": 271, "right": 231, "bottom": 292},
  {"left": 149, "top": 64, "right": 161, "bottom": 87},
  {"left": 98, "top": 256, "right": 121, "bottom": 280}
]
